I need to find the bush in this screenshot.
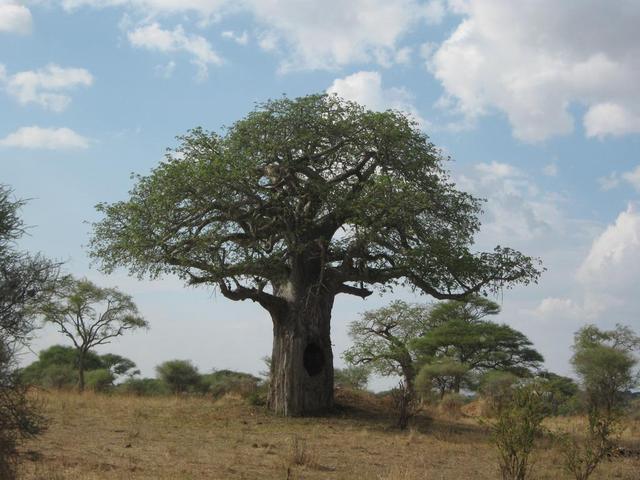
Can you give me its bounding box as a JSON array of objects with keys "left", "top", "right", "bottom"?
[
  {"left": 85, "top": 369, "right": 115, "bottom": 393},
  {"left": 156, "top": 360, "right": 201, "bottom": 394},
  {"left": 38, "top": 365, "right": 77, "bottom": 390},
  {"left": 200, "top": 369, "right": 260, "bottom": 398},
  {"left": 118, "top": 377, "right": 169, "bottom": 396},
  {"left": 488, "top": 382, "right": 550, "bottom": 480}
]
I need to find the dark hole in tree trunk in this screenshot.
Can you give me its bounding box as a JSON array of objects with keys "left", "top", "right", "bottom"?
[{"left": 303, "top": 343, "right": 324, "bottom": 377}]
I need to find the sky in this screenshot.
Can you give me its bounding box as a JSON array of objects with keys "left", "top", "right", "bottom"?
[{"left": 1, "top": 0, "right": 639, "bottom": 390}]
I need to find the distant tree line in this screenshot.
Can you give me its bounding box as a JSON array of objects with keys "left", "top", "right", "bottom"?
[{"left": 19, "top": 345, "right": 266, "bottom": 403}]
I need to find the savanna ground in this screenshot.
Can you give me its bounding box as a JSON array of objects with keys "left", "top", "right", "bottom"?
[{"left": 17, "top": 389, "right": 640, "bottom": 480}]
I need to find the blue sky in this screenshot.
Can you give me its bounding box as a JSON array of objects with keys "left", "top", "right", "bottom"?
[{"left": 1, "top": 0, "right": 639, "bottom": 389}]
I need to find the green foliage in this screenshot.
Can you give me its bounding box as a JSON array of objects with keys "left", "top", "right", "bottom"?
[
  {"left": 156, "top": 360, "right": 201, "bottom": 394},
  {"left": 416, "top": 358, "right": 470, "bottom": 400},
  {"left": 20, "top": 345, "right": 139, "bottom": 390},
  {"left": 334, "top": 365, "right": 370, "bottom": 390},
  {"left": 117, "top": 377, "right": 169, "bottom": 396},
  {"left": 343, "top": 301, "right": 434, "bottom": 389},
  {"left": 89, "top": 93, "right": 541, "bottom": 327},
  {"left": 561, "top": 324, "right": 640, "bottom": 479},
  {"left": 85, "top": 369, "right": 115, "bottom": 392},
  {"left": 41, "top": 278, "right": 147, "bottom": 390},
  {"left": 100, "top": 353, "right": 140, "bottom": 377},
  {"left": 427, "top": 295, "right": 501, "bottom": 326},
  {"left": 200, "top": 369, "right": 261, "bottom": 397},
  {"left": 413, "top": 318, "right": 544, "bottom": 379},
  {"left": 37, "top": 365, "right": 77, "bottom": 390},
  {"left": 0, "top": 186, "right": 55, "bottom": 479},
  {"left": 537, "top": 371, "right": 580, "bottom": 415},
  {"left": 479, "top": 371, "right": 520, "bottom": 416},
  {"left": 488, "top": 382, "right": 550, "bottom": 480}
]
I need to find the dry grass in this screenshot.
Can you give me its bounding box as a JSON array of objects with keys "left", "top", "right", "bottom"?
[{"left": 16, "top": 389, "right": 640, "bottom": 480}]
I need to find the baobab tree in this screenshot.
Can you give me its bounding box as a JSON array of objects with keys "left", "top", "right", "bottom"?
[{"left": 90, "top": 94, "right": 541, "bottom": 415}]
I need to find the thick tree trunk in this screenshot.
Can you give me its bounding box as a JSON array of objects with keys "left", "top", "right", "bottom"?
[{"left": 268, "top": 291, "right": 335, "bottom": 416}]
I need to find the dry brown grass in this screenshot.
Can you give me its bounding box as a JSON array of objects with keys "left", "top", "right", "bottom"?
[{"left": 16, "top": 389, "right": 640, "bottom": 479}]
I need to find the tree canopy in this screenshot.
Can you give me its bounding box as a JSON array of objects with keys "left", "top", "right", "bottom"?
[
  {"left": 41, "top": 277, "right": 147, "bottom": 390},
  {"left": 343, "top": 300, "right": 434, "bottom": 390},
  {"left": 90, "top": 94, "right": 541, "bottom": 310}
]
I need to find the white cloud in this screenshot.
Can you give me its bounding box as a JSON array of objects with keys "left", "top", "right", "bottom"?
[
  {"left": 54, "top": 0, "right": 447, "bottom": 72},
  {"left": 598, "top": 171, "right": 620, "bottom": 191},
  {"left": 245, "top": 0, "right": 442, "bottom": 71},
  {"left": 577, "top": 204, "right": 640, "bottom": 289},
  {"left": 0, "top": 2, "right": 32, "bottom": 35},
  {"left": 475, "top": 160, "right": 521, "bottom": 179},
  {"left": 584, "top": 103, "right": 640, "bottom": 139},
  {"left": 622, "top": 165, "right": 640, "bottom": 192},
  {"left": 0, "top": 126, "right": 89, "bottom": 150},
  {"left": 3, "top": 64, "right": 93, "bottom": 112},
  {"left": 534, "top": 297, "right": 598, "bottom": 320},
  {"left": 221, "top": 30, "right": 248, "bottom": 45},
  {"left": 127, "top": 22, "right": 222, "bottom": 80},
  {"left": 327, "top": 71, "right": 429, "bottom": 129},
  {"left": 532, "top": 204, "right": 640, "bottom": 339},
  {"left": 430, "top": 0, "right": 640, "bottom": 141},
  {"left": 598, "top": 165, "right": 640, "bottom": 192},
  {"left": 456, "top": 161, "right": 566, "bottom": 243},
  {"left": 61, "top": 0, "right": 228, "bottom": 21}
]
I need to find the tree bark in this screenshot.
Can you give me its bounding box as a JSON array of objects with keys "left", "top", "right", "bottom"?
[
  {"left": 268, "top": 289, "right": 335, "bottom": 416},
  {"left": 78, "top": 352, "right": 85, "bottom": 392}
]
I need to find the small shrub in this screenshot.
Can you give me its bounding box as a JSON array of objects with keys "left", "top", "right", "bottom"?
[
  {"left": 156, "top": 360, "right": 200, "bottom": 394},
  {"left": 487, "top": 382, "right": 549, "bottom": 480},
  {"left": 118, "top": 377, "right": 169, "bottom": 396},
  {"left": 201, "top": 370, "right": 260, "bottom": 398},
  {"left": 85, "top": 369, "right": 115, "bottom": 392}
]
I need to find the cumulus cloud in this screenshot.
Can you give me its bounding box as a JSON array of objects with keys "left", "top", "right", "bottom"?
[
  {"left": 52, "top": 0, "right": 451, "bottom": 72},
  {"left": 584, "top": 103, "right": 640, "bottom": 139},
  {"left": 247, "top": 0, "right": 442, "bottom": 71},
  {"left": 327, "top": 71, "right": 429, "bottom": 129},
  {"left": 533, "top": 204, "right": 640, "bottom": 341},
  {"left": 127, "top": 23, "right": 222, "bottom": 80},
  {"left": 456, "top": 161, "right": 564, "bottom": 243},
  {"left": 577, "top": 204, "right": 640, "bottom": 288},
  {"left": 2, "top": 64, "right": 93, "bottom": 112},
  {"left": 430, "top": 0, "right": 640, "bottom": 141},
  {"left": 0, "top": 126, "right": 89, "bottom": 149},
  {"left": 622, "top": 165, "right": 640, "bottom": 192},
  {"left": 0, "top": 1, "right": 32, "bottom": 34}
]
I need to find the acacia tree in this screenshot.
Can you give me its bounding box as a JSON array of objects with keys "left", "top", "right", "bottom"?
[
  {"left": 564, "top": 324, "right": 640, "bottom": 479},
  {"left": 0, "top": 186, "right": 58, "bottom": 477},
  {"left": 89, "top": 94, "right": 541, "bottom": 415},
  {"left": 42, "top": 277, "right": 147, "bottom": 391},
  {"left": 343, "top": 301, "right": 434, "bottom": 394}
]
